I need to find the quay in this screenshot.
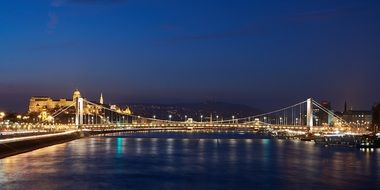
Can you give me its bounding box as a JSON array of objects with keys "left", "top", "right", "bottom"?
[{"left": 0, "top": 127, "right": 192, "bottom": 158}]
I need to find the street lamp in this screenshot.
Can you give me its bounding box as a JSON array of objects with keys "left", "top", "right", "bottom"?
[
  {"left": 184, "top": 115, "right": 188, "bottom": 121},
  {"left": 169, "top": 114, "right": 172, "bottom": 121},
  {"left": 0, "top": 112, "right": 5, "bottom": 120},
  {"left": 200, "top": 115, "right": 203, "bottom": 122},
  {"left": 232, "top": 115, "right": 235, "bottom": 123},
  {"left": 216, "top": 115, "right": 219, "bottom": 122}
]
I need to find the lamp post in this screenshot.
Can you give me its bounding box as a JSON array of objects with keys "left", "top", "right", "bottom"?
[
  {"left": 169, "top": 114, "right": 172, "bottom": 121},
  {"left": 0, "top": 112, "right": 5, "bottom": 121},
  {"left": 200, "top": 115, "right": 203, "bottom": 122}
]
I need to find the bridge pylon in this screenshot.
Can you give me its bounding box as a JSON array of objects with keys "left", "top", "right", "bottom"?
[
  {"left": 306, "top": 98, "right": 313, "bottom": 132},
  {"left": 75, "top": 97, "right": 84, "bottom": 129}
]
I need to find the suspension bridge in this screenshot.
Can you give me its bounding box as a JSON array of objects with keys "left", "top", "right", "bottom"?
[{"left": 31, "top": 96, "right": 356, "bottom": 135}]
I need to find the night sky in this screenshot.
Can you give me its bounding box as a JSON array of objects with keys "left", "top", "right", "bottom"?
[{"left": 1, "top": 0, "right": 380, "bottom": 112}]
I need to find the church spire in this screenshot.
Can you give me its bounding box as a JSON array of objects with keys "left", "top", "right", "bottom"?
[
  {"left": 344, "top": 100, "right": 347, "bottom": 113},
  {"left": 100, "top": 93, "right": 104, "bottom": 105}
]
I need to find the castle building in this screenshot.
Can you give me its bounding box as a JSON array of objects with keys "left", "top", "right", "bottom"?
[
  {"left": 28, "top": 89, "right": 132, "bottom": 116},
  {"left": 28, "top": 89, "right": 82, "bottom": 113}
]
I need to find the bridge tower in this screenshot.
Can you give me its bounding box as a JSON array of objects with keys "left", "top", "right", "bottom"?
[
  {"left": 75, "top": 97, "right": 84, "bottom": 128},
  {"left": 306, "top": 98, "right": 313, "bottom": 131}
]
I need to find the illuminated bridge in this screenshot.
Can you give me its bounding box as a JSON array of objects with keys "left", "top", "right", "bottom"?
[{"left": 23, "top": 97, "right": 356, "bottom": 135}]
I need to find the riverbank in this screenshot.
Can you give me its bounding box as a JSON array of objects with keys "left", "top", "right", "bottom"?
[
  {"left": 0, "top": 131, "right": 60, "bottom": 139},
  {"left": 0, "top": 131, "right": 82, "bottom": 159}
]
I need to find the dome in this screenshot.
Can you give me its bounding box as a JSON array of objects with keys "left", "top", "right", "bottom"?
[{"left": 73, "top": 89, "right": 81, "bottom": 100}]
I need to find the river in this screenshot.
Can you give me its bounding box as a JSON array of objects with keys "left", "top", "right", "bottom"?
[{"left": 0, "top": 131, "right": 379, "bottom": 189}]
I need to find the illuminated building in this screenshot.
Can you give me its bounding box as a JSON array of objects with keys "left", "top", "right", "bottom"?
[
  {"left": 28, "top": 89, "right": 82, "bottom": 113},
  {"left": 342, "top": 102, "right": 372, "bottom": 128},
  {"left": 28, "top": 89, "right": 132, "bottom": 123},
  {"left": 372, "top": 103, "right": 380, "bottom": 132},
  {"left": 314, "top": 101, "right": 332, "bottom": 126}
]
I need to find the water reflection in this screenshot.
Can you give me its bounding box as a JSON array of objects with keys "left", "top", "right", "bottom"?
[
  {"left": 116, "top": 138, "right": 124, "bottom": 156},
  {"left": 0, "top": 132, "right": 379, "bottom": 189},
  {"left": 150, "top": 138, "right": 158, "bottom": 155}
]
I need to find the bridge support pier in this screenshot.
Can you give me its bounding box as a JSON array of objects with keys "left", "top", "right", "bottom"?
[
  {"left": 75, "top": 97, "right": 84, "bottom": 129},
  {"left": 306, "top": 98, "right": 313, "bottom": 132}
]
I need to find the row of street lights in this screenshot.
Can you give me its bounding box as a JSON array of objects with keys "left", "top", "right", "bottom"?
[{"left": 158, "top": 114, "right": 236, "bottom": 122}]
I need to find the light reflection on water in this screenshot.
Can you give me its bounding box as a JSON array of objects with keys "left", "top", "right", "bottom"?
[
  {"left": 116, "top": 138, "right": 124, "bottom": 156},
  {"left": 0, "top": 132, "right": 379, "bottom": 190}
]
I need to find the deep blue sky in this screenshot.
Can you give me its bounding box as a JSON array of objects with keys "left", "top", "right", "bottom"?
[{"left": 1, "top": 0, "right": 380, "bottom": 112}]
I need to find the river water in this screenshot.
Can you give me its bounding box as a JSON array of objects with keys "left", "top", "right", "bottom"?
[{"left": 0, "top": 131, "right": 379, "bottom": 189}]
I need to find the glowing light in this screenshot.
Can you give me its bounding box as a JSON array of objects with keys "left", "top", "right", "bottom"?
[{"left": 0, "top": 130, "right": 78, "bottom": 144}]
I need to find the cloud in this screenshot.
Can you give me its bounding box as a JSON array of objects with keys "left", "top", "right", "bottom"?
[
  {"left": 67, "top": 0, "right": 128, "bottom": 4},
  {"left": 287, "top": 4, "right": 372, "bottom": 22},
  {"left": 27, "top": 42, "right": 77, "bottom": 51},
  {"left": 48, "top": 0, "right": 128, "bottom": 33},
  {"left": 169, "top": 5, "right": 370, "bottom": 43},
  {"left": 167, "top": 24, "right": 267, "bottom": 43},
  {"left": 288, "top": 8, "right": 348, "bottom": 22},
  {"left": 51, "top": 0, "right": 64, "bottom": 7},
  {"left": 51, "top": 0, "right": 127, "bottom": 7},
  {"left": 161, "top": 23, "right": 178, "bottom": 30},
  {"left": 47, "top": 12, "right": 59, "bottom": 33}
]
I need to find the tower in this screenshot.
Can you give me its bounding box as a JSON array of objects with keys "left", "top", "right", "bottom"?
[
  {"left": 100, "top": 93, "right": 104, "bottom": 105},
  {"left": 306, "top": 98, "right": 313, "bottom": 130},
  {"left": 73, "top": 89, "right": 81, "bottom": 101},
  {"left": 75, "top": 97, "right": 84, "bottom": 128},
  {"left": 344, "top": 101, "right": 347, "bottom": 113}
]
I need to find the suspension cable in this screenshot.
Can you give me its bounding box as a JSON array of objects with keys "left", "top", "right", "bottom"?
[
  {"left": 213, "top": 100, "right": 307, "bottom": 123},
  {"left": 83, "top": 99, "right": 184, "bottom": 124},
  {"left": 52, "top": 102, "right": 76, "bottom": 118}
]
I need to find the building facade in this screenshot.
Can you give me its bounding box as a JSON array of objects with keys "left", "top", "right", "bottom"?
[
  {"left": 372, "top": 103, "right": 380, "bottom": 132},
  {"left": 341, "top": 101, "right": 372, "bottom": 128},
  {"left": 342, "top": 110, "right": 372, "bottom": 128},
  {"left": 28, "top": 90, "right": 132, "bottom": 123},
  {"left": 314, "top": 101, "right": 332, "bottom": 126},
  {"left": 28, "top": 89, "right": 82, "bottom": 113}
]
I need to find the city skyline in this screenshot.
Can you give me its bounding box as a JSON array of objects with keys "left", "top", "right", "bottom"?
[
  {"left": 1, "top": 0, "right": 380, "bottom": 112},
  {"left": 1, "top": 1, "right": 380, "bottom": 189},
  {"left": 0, "top": 88, "right": 375, "bottom": 113}
]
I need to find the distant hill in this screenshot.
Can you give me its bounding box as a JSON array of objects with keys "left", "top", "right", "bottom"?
[{"left": 119, "top": 101, "right": 261, "bottom": 121}]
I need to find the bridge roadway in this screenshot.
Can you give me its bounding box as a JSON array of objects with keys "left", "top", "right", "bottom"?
[
  {"left": 5, "top": 123, "right": 314, "bottom": 131},
  {"left": 77, "top": 123, "right": 309, "bottom": 132},
  {"left": 5, "top": 122, "right": 348, "bottom": 134}
]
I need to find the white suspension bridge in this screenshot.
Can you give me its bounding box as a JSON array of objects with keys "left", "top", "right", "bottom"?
[{"left": 28, "top": 97, "right": 357, "bottom": 135}]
